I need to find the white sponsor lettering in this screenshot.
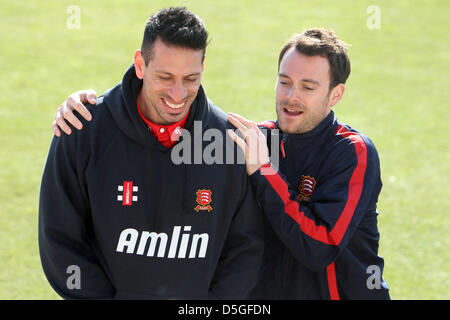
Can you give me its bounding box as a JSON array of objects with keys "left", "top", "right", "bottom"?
[{"left": 116, "top": 226, "right": 209, "bottom": 259}]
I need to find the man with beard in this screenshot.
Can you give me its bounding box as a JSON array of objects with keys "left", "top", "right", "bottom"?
[{"left": 228, "top": 29, "right": 389, "bottom": 299}]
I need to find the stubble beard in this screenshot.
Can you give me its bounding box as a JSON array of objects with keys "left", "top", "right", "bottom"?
[{"left": 276, "top": 97, "right": 330, "bottom": 135}]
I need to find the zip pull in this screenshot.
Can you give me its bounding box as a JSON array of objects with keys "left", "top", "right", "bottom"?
[{"left": 280, "top": 138, "right": 286, "bottom": 159}]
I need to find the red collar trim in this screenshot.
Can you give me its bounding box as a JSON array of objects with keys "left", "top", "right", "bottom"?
[{"left": 137, "top": 98, "right": 189, "bottom": 148}]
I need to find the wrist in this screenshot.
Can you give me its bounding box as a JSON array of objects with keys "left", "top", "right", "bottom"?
[{"left": 247, "top": 161, "right": 270, "bottom": 176}]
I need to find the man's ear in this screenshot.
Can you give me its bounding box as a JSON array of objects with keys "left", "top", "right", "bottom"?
[
  {"left": 134, "top": 50, "right": 145, "bottom": 80},
  {"left": 328, "top": 83, "right": 345, "bottom": 108}
]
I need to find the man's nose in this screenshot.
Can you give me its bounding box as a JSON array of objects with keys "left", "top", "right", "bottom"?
[
  {"left": 168, "top": 81, "right": 187, "bottom": 103},
  {"left": 286, "top": 87, "right": 301, "bottom": 102}
]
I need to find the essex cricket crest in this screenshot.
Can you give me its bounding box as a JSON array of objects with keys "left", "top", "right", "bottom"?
[
  {"left": 297, "top": 175, "right": 316, "bottom": 203},
  {"left": 194, "top": 189, "right": 213, "bottom": 212}
]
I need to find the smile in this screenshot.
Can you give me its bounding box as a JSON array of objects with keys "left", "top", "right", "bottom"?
[{"left": 162, "top": 98, "right": 185, "bottom": 109}]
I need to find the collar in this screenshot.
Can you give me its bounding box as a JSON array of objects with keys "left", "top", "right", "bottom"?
[{"left": 136, "top": 98, "right": 189, "bottom": 149}]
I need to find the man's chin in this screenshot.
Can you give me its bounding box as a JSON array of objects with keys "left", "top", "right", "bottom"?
[
  {"left": 279, "top": 120, "right": 300, "bottom": 134},
  {"left": 160, "top": 104, "right": 191, "bottom": 123},
  {"left": 279, "top": 122, "right": 312, "bottom": 135},
  {"left": 163, "top": 115, "right": 185, "bottom": 125}
]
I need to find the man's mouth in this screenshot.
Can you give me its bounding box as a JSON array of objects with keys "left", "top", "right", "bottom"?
[
  {"left": 283, "top": 107, "right": 303, "bottom": 117},
  {"left": 162, "top": 98, "right": 186, "bottom": 112}
]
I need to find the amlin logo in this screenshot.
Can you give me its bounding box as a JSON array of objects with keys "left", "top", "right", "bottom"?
[{"left": 116, "top": 226, "right": 209, "bottom": 259}]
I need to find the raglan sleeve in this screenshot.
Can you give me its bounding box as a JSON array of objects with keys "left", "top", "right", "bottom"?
[
  {"left": 208, "top": 171, "right": 265, "bottom": 299},
  {"left": 249, "top": 133, "right": 381, "bottom": 271},
  {"left": 38, "top": 132, "right": 116, "bottom": 299}
]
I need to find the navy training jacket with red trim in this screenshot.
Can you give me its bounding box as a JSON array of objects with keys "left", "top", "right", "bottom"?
[
  {"left": 250, "top": 112, "right": 390, "bottom": 299},
  {"left": 38, "top": 65, "right": 265, "bottom": 299}
]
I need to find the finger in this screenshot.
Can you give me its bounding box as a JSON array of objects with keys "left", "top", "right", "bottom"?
[
  {"left": 241, "top": 122, "right": 264, "bottom": 145},
  {"left": 52, "top": 120, "right": 61, "bottom": 137},
  {"left": 251, "top": 121, "right": 266, "bottom": 140},
  {"left": 228, "top": 114, "right": 249, "bottom": 132},
  {"left": 71, "top": 101, "right": 92, "bottom": 122},
  {"left": 56, "top": 116, "right": 72, "bottom": 135},
  {"left": 232, "top": 124, "right": 252, "bottom": 143},
  {"left": 52, "top": 106, "right": 64, "bottom": 136},
  {"left": 247, "top": 121, "right": 260, "bottom": 134},
  {"left": 228, "top": 112, "right": 254, "bottom": 127},
  {"left": 76, "top": 89, "right": 96, "bottom": 104},
  {"left": 246, "top": 132, "right": 260, "bottom": 165},
  {"left": 63, "top": 105, "right": 84, "bottom": 130},
  {"left": 250, "top": 124, "right": 269, "bottom": 165},
  {"left": 66, "top": 94, "right": 92, "bottom": 122},
  {"left": 84, "top": 89, "right": 97, "bottom": 105},
  {"left": 227, "top": 129, "right": 248, "bottom": 153}
]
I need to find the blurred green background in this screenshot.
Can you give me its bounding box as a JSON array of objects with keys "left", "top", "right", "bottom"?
[{"left": 0, "top": 0, "right": 448, "bottom": 299}]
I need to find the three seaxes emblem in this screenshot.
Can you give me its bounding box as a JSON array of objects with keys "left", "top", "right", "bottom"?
[
  {"left": 297, "top": 175, "right": 316, "bottom": 203},
  {"left": 195, "top": 189, "right": 213, "bottom": 212}
]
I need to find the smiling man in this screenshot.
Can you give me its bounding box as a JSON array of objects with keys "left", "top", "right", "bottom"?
[
  {"left": 39, "top": 7, "right": 264, "bottom": 299},
  {"left": 228, "top": 29, "right": 390, "bottom": 299}
]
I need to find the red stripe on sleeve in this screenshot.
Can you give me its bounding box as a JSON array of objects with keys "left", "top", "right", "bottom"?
[
  {"left": 327, "top": 262, "right": 340, "bottom": 300},
  {"left": 262, "top": 164, "right": 336, "bottom": 245},
  {"left": 260, "top": 125, "right": 367, "bottom": 246},
  {"left": 330, "top": 125, "right": 368, "bottom": 244}
]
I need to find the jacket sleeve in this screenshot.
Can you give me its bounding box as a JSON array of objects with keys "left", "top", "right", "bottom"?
[
  {"left": 208, "top": 173, "right": 265, "bottom": 299},
  {"left": 39, "top": 133, "right": 115, "bottom": 299},
  {"left": 249, "top": 132, "right": 381, "bottom": 271}
]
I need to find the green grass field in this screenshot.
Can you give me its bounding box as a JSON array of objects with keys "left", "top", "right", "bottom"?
[{"left": 0, "top": 0, "right": 448, "bottom": 299}]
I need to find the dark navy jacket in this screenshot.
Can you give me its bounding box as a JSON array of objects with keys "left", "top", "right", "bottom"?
[
  {"left": 250, "top": 112, "right": 390, "bottom": 299},
  {"left": 39, "top": 65, "right": 264, "bottom": 299}
]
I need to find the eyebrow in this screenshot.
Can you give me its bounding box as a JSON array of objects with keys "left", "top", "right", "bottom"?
[
  {"left": 185, "top": 72, "right": 201, "bottom": 78},
  {"left": 155, "top": 71, "right": 201, "bottom": 77},
  {"left": 278, "top": 73, "right": 320, "bottom": 85}
]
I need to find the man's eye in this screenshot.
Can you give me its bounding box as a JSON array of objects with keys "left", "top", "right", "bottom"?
[
  {"left": 304, "top": 86, "right": 313, "bottom": 91},
  {"left": 159, "top": 76, "right": 171, "bottom": 80},
  {"left": 186, "top": 78, "right": 198, "bottom": 82},
  {"left": 280, "top": 81, "right": 288, "bottom": 85}
]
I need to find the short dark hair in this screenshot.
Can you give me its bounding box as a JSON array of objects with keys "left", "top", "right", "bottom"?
[
  {"left": 278, "top": 28, "right": 351, "bottom": 90},
  {"left": 141, "top": 7, "right": 209, "bottom": 64}
]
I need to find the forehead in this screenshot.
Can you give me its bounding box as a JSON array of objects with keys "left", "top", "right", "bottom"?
[
  {"left": 279, "top": 47, "right": 330, "bottom": 82},
  {"left": 148, "top": 38, "right": 204, "bottom": 73}
]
